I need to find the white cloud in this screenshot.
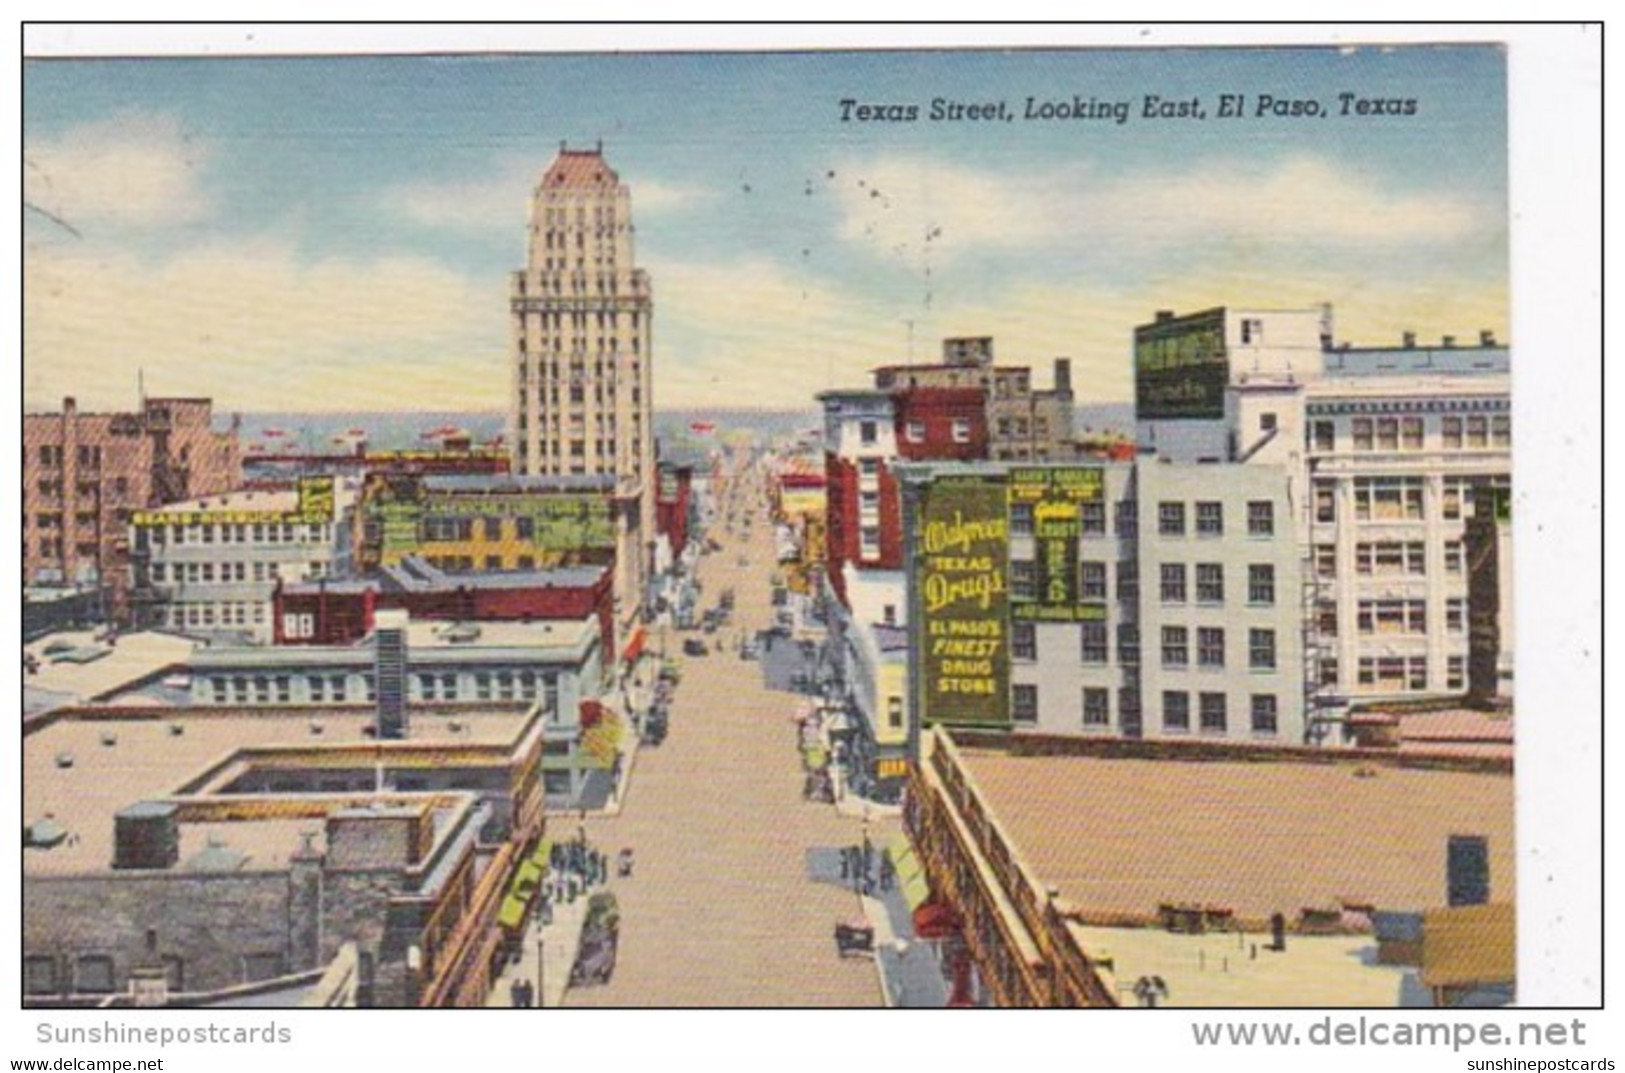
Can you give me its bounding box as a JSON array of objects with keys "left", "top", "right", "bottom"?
[
  {"left": 24, "top": 238, "right": 504, "bottom": 412},
  {"left": 834, "top": 154, "right": 1495, "bottom": 264},
  {"left": 24, "top": 111, "right": 214, "bottom": 229}
]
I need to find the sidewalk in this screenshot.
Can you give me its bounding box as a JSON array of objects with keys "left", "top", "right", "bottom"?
[{"left": 485, "top": 880, "right": 593, "bottom": 1008}]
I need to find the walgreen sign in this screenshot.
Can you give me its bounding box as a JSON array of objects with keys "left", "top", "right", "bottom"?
[{"left": 917, "top": 475, "right": 1009, "bottom": 728}]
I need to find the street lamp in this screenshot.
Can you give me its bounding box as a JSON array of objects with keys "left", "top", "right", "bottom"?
[{"left": 536, "top": 936, "right": 545, "bottom": 1009}]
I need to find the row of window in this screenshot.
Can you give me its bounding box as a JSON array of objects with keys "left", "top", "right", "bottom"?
[
  {"left": 421, "top": 516, "right": 544, "bottom": 543},
  {"left": 34, "top": 476, "right": 132, "bottom": 499},
  {"left": 1156, "top": 562, "right": 1276, "bottom": 606},
  {"left": 1007, "top": 683, "right": 1281, "bottom": 735},
  {"left": 1160, "top": 625, "right": 1278, "bottom": 671},
  {"left": 1316, "top": 540, "right": 1464, "bottom": 577},
  {"left": 857, "top": 419, "right": 977, "bottom": 446},
  {"left": 149, "top": 559, "right": 323, "bottom": 585},
  {"left": 1313, "top": 475, "right": 1509, "bottom": 525},
  {"left": 35, "top": 445, "right": 105, "bottom": 468},
  {"left": 1308, "top": 414, "right": 1511, "bottom": 453},
  {"left": 205, "top": 669, "right": 563, "bottom": 706},
  {"left": 166, "top": 602, "right": 269, "bottom": 630},
  {"left": 1156, "top": 500, "right": 1276, "bottom": 538},
  {"left": 142, "top": 522, "right": 332, "bottom": 547}
]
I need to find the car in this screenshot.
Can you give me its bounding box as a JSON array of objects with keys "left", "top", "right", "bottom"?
[{"left": 683, "top": 639, "right": 709, "bottom": 657}]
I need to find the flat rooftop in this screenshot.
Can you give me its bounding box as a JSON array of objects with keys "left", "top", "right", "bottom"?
[
  {"left": 25, "top": 630, "right": 195, "bottom": 709},
  {"left": 24, "top": 708, "right": 533, "bottom": 876},
  {"left": 956, "top": 746, "right": 1513, "bottom": 922},
  {"left": 1071, "top": 923, "right": 1421, "bottom": 1008}
]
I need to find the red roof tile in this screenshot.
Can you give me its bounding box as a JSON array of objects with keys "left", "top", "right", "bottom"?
[{"left": 542, "top": 148, "right": 620, "bottom": 189}]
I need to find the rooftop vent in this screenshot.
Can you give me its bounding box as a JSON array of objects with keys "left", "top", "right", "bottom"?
[
  {"left": 309, "top": 720, "right": 325, "bottom": 736},
  {"left": 1402, "top": 331, "right": 1417, "bottom": 348},
  {"left": 100, "top": 731, "right": 118, "bottom": 747},
  {"left": 168, "top": 723, "right": 185, "bottom": 736},
  {"left": 1441, "top": 335, "right": 1457, "bottom": 349},
  {"left": 1480, "top": 330, "right": 1497, "bottom": 347},
  {"left": 55, "top": 751, "right": 74, "bottom": 769}
]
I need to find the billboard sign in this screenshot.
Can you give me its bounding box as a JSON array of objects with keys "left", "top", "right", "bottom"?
[
  {"left": 1134, "top": 307, "right": 1229, "bottom": 420},
  {"left": 917, "top": 474, "right": 1009, "bottom": 727},
  {"left": 1010, "top": 467, "right": 1106, "bottom": 623}
]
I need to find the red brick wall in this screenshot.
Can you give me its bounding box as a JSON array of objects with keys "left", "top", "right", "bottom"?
[{"left": 894, "top": 387, "right": 988, "bottom": 462}]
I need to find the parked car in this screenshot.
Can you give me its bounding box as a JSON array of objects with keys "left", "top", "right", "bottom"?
[{"left": 683, "top": 638, "right": 709, "bottom": 658}]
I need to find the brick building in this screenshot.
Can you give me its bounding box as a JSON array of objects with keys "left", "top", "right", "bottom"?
[{"left": 24, "top": 397, "right": 241, "bottom": 622}]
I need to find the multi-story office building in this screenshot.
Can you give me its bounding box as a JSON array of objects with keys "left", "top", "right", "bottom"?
[
  {"left": 1133, "top": 307, "right": 1511, "bottom": 727},
  {"left": 129, "top": 476, "right": 359, "bottom": 644},
  {"left": 897, "top": 458, "right": 1306, "bottom": 747},
  {"left": 23, "top": 396, "right": 241, "bottom": 621},
  {"left": 508, "top": 144, "right": 653, "bottom": 632}
]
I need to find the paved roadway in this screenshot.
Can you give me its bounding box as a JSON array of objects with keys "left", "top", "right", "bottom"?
[{"left": 565, "top": 456, "right": 883, "bottom": 1007}]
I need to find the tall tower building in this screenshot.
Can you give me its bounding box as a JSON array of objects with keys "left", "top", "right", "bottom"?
[{"left": 510, "top": 143, "right": 654, "bottom": 629}]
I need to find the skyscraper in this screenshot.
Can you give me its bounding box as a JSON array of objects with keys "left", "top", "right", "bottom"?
[{"left": 509, "top": 143, "right": 654, "bottom": 628}]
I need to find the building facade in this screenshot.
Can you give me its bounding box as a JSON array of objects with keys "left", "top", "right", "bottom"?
[
  {"left": 508, "top": 144, "right": 654, "bottom": 629},
  {"left": 1131, "top": 306, "right": 1512, "bottom": 721},
  {"left": 24, "top": 396, "right": 242, "bottom": 622},
  {"left": 129, "top": 476, "right": 359, "bottom": 644}
]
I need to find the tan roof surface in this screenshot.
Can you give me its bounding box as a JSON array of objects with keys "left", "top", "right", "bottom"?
[
  {"left": 1071, "top": 923, "right": 1416, "bottom": 1007},
  {"left": 26, "top": 630, "right": 194, "bottom": 704},
  {"left": 958, "top": 749, "right": 1514, "bottom": 921},
  {"left": 24, "top": 709, "right": 530, "bottom": 875}
]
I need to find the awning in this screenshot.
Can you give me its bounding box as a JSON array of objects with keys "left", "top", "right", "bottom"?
[
  {"left": 913, "top": 902, "right": 963, "bottom": 940},
  {"left": 889, "top": 837, "right": 931, "bottom": 912},
  {"left": 621, "top": 626, "right": 646, "bottom": 664}
]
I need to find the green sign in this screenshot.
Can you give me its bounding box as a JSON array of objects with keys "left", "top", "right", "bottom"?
[
  {"left": 1134, "top": 308, "right": 1229, "bottom": 420},
  {"left": 1010, "top": 468, "right": 1106, "bottom": 623},
  {"left": 917, "top": 475, "right": 1009, "bottom": 728}
]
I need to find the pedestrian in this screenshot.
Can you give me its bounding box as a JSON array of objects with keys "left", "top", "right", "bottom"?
[
  {"left": 509, "top": 978, "right": 524, "bottom": 1008},
  {"left": 518, "top": 979, "right": 534, "bottom": 1007}
]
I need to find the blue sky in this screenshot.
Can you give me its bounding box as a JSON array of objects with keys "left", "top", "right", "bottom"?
[{"left": 23, "top": 45, "right": 1507, "bottom": 412}]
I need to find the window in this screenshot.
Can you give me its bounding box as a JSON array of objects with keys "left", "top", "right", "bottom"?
[
  {"left": 485, "top": 555, "right": 503, "bottom": 570},
  {"left": 1354, "top": 477, "right": 1424, "bottom": 521},
  {"left": 1162, "top": 691, "right": 1190, "bottom": 732},
  {"left": 1247, "top": 500, "right": 1274, "bottom": 536},
  {"left": 1196, "top": 563, "right": 1224, "bottom": 604},
  {"left": 1240, "top": 317, "right": 1264, "bottom": 344},
  {"left": 1259, "top": 412, "right": 1278, "bottom": 432},
  {"left": 1196, "top": 501, "right": 1223, "bottom": 536},
  {"left": 1197, "top": 627, "right": 1226, "bottom": 668},
  {"left": 1160, "top": 563, "right": 1187, "bottom": 603},
  {"left": 951, "top": 419, "right": 972, "bottom": 444},
  {"left": 1199, "top": 693, "right": 1228, "bottom": 734},
  {"left": 1250, "top": 695, "right": 1279, "bottom": 735},
  {"left": 1010, "top": 561, "right": 1036, "bottom": 600},
  {"left": 1447, "top": 656, "right": 1466, "bottom": 691},
  {"left": 858, "top": 458, "right": 881, "bottom": 480},
  {"left": 1079, "top": 561, "right": 1107, "bottom": 600},
  {"left": 1117, "top": 624, "right": 1140, "bottom": 665},
  {"left": 1080, "top": 622, "right": 1109, "bottom": 664},
  {"left": 1319, "top": 657, "right": 1340, "bottom": 687},
  {"left": 308, "top": 675, "right": 326, "bottom": 704},
  {"left": 1115, "top": 561, "right": 1138, "bottom": 600},
  {"left": 859, "top": 421, "right": 878, "bottom": 445},
  {"left": 1158, "top": 501, "right": 1186, "bottom": 537},
  {"left": 1010, "top": 503, "right": 1034, "bottom": 536},
  {"left": 1352, "top": 418, "right": 1374, "bottom": 450},
  {"left": 1445, "top": 541, "right": 1464, "bottom": 573},
  {"left": 1358, "top": 599, "right": 1427, "bottom": 634},
  {"left": 1162, "top": 626, "right": 1189, "bottom": 668},
  {"left": 905, "top": 422, "right": 925, "bottom": 444},
  {"left": 1248, "top": 564, "right": 1275, "bottom": 605},
  {"left": 1011, "top": 622, "right": 1036, "bottom": 661},
  {"left": 1082, "top": 688, "right": 1110, "bottom": 727},
  {"left": 1249, "top": 629, "right": 1277, "bottom": 671},
  {"left": 1012, "top": 684, "right": 1038, "bottom": 724},
  {"left": 1402, "top": 416, "right": 1425, "bottom": 449},
  {"left": 475, "top": 673, "right": 493, "bottom": 701},
  {"left": 1447, "top": 598, "right": 1466, "bottom": 632},
  {"left": 1080, "top": 501, "right": 1107, "bottom": 536},
  {"left": 1314, "top": 480, "right": 1336, "bottom": 523},
  {"left": 1376, "top": 417, "right": 1400, "bottom": 451},
  {"left": 1466, "top": 415, "right": 1488, "bottom": 448},
  {"left": 483, "top": 517, "right": 504, "bottom": 541},
  {"left": 417, "top": 674, "right": 438, "bottom": 702},
  {"left": 1357, "top": 656, "right": 1429, "bottom": 691},
  {"left": 1115, "top": 503, "right": 1137, "bottom": 538},
  {"left": 516, "top": 517, "right": 536, "bottom": 540},
  {"left": 1311, "top": 421, "right": 1335, "bottom": 451},
  {"left": 1443, "top": 414, "right": 1469, "bottom": 448},
  {"left": 886, "top": 696, "right": 904, "bottom": 729},
  {"left": 1491, "top": 414, "right": 1511, "bottom": 447}
]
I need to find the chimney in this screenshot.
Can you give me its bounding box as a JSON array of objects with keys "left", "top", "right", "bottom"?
[
  {"left": 1480, "top": 329, "right": 1496, "bottom": 347},
  {"left": 1441, "top": 335, "right": 1456, "bottom": 349},
  {"left": 112, "top": 802, "right": 179, "bottom": 870},
  {"left": 1155, "top": 310, "right": 1175, "bottom": 324},
  {"left": 1401, "top": 331, "right": 1416, "bottom": 348},
  {"left": 63, "top": 396, "right": 77, "bottom": 416},
  {"left": 1053, "top": 358, "right": 1073, "bottom": 396},
  {"left": 374, "top": 610, "right": 410, "bottom": 740}
]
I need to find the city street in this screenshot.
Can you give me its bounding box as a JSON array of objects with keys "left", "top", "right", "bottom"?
[{"left": 565, "top": 457, "right": 885, "bottom": 1007}]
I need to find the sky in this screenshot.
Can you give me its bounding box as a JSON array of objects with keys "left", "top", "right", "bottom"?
[{"left": 23, "top": 44, "right": 1509, "bottom": 413}]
